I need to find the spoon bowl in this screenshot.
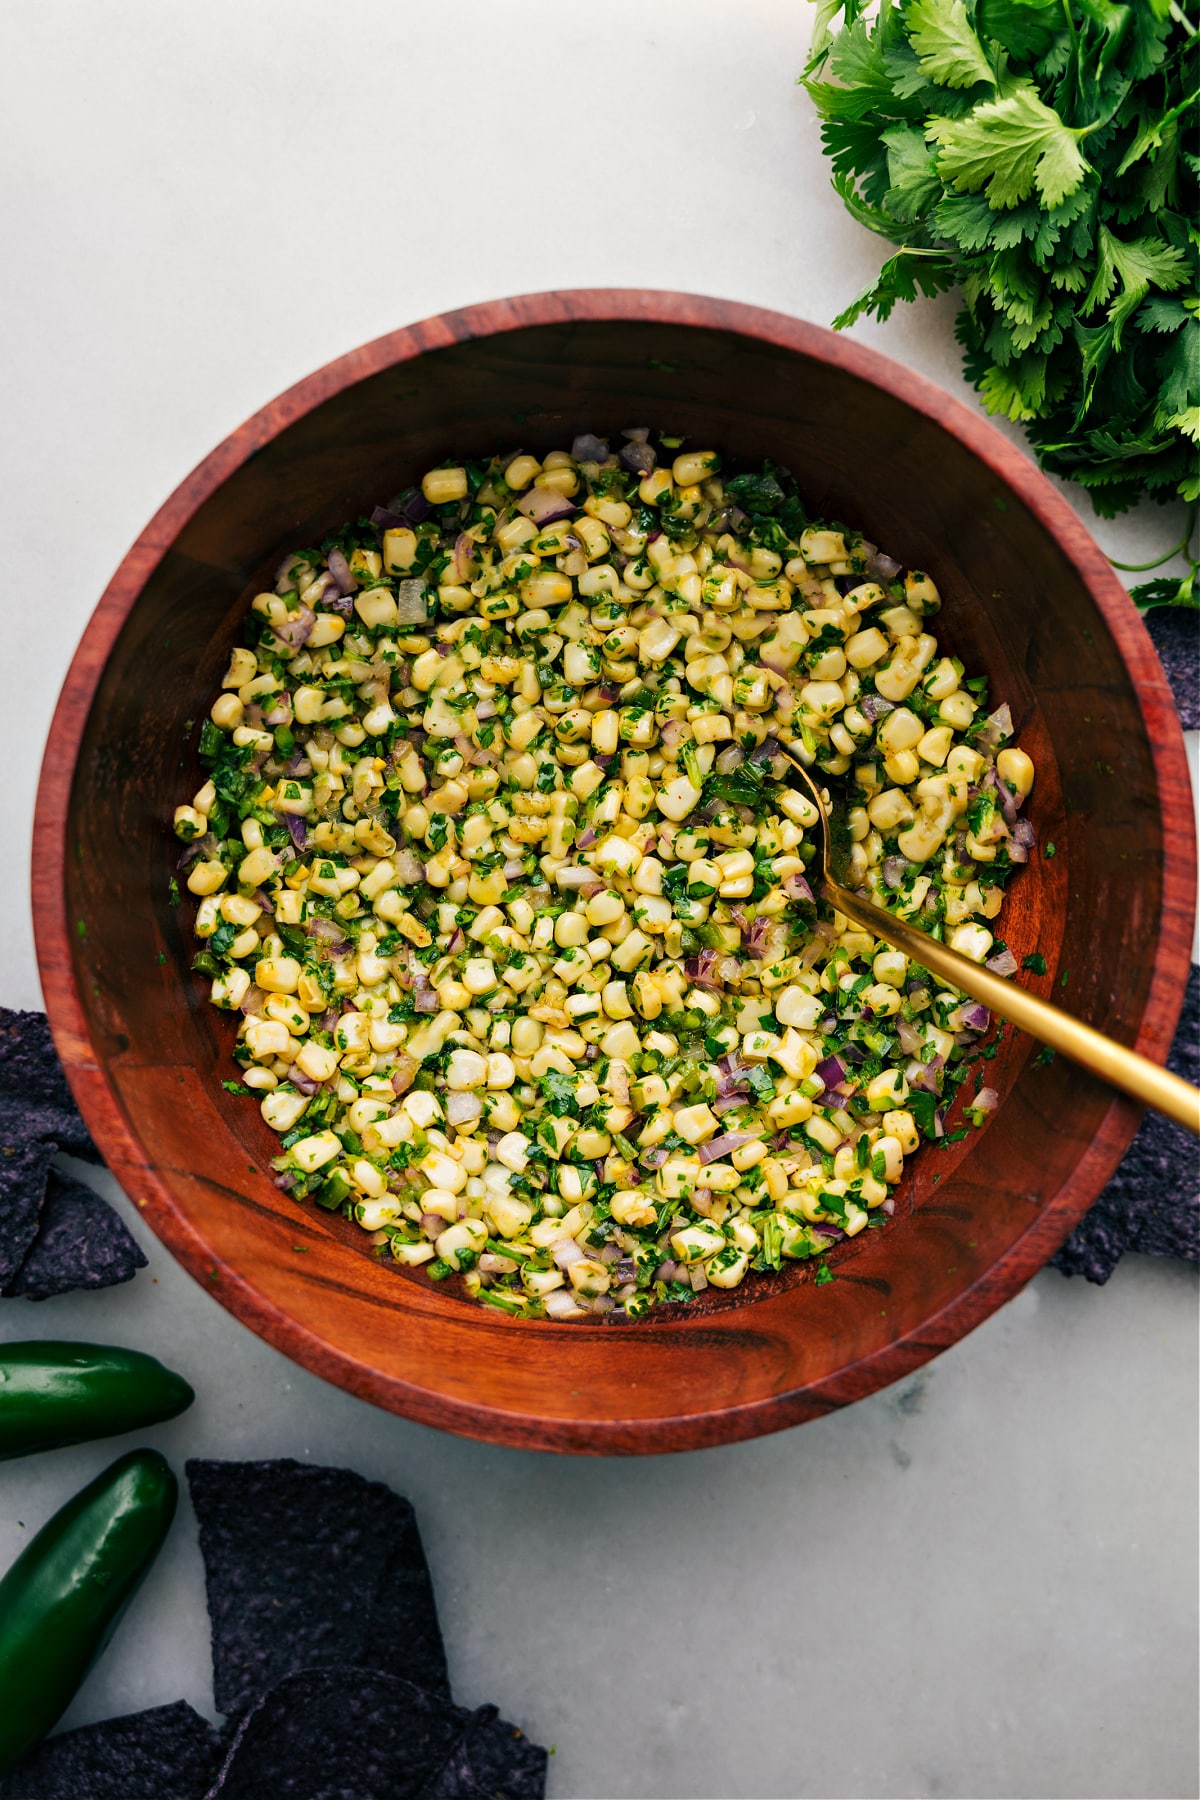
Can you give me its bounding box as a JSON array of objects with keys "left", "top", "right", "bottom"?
[{"left": 780, "top": 754, "right": 1199, "bottom": 1133}]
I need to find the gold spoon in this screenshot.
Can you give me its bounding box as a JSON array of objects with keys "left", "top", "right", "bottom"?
[{"left": 782, "top": 754, "right": 1200, "bottom": 1135}]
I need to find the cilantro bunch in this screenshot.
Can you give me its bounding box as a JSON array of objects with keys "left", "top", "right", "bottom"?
[{"left": 803, "top": 0, "right": 1199, "bottom": 547}]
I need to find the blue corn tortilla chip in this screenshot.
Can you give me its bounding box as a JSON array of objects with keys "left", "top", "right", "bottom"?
[
  {"left": 1052, "top": 964, "right": 1199, "bottom": 1282},
  {"left": 0, "top": 1700, "right": 223, "bottom": 1800},
  {"left": 207, "top": 1668, "right": 466, "bottom": 1800},
  {"left": 0, "top": 1132, "right": 55, "bottom": 1289},
  {"left": 1144, "top": 605, "right": 1198, "bottom": 730},
  {"left": 422, "top": 1705, "right": 548, "bottom": 1800},
  {"left": 0, "top": 1008, "right": 106, "bottom": 1292},
  {"left": 5, "top": 1167, "right": 147, "bottom": 1300},
  {"left": 187, "top": 1459, "right": 449, "bottom": 1717},
  {"left": 0, "top": 1009, "right": 145, "bottom": 1301},
  {"left": 0, "top": 1009, "right": 101, "bottom": 1162}
]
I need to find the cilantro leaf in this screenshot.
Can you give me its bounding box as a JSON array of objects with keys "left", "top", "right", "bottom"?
[
  {"left": 927, "top": 79, "right": 1091, "bottom": 211},
  {"left": 805, "top": 0, "right": 1199, "bottom": 525},
  {"left": 906, "top": 0, "right": 997, "bottom": 91}
]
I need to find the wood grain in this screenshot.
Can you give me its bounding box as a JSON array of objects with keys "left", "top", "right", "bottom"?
[{"left": 32, "top": 291, "right": 1196, "bottom": 1454}]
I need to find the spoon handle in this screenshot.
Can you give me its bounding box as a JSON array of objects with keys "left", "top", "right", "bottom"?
[{"left": 826, "top": 879, "right": 1200, "bottom": 1134}]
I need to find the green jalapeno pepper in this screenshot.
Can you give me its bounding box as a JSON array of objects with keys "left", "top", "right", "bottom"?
[
  {"left": 0, "top": 1342, "right": 193, "bottom": 1462},
  {"left": 0, "top": 1448, "right": 178, "bottom": 1772}
]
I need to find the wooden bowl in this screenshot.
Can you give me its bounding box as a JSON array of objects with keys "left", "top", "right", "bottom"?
[{"left": 34, "top": 291, "right": 1195, "bottom": 1454}]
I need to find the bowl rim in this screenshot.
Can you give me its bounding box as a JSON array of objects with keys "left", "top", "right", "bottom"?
[{"left": 33, "top": 288, "right": 1197, "bottom": 1454}]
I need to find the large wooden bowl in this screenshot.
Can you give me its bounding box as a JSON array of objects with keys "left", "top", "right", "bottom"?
[{"left": 34, "top": 291, "right": 1194, "bottom": 1454}]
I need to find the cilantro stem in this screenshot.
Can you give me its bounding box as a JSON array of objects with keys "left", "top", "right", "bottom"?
[
  {"left": 1107, "top": 504, "right": 1198, "bottom": 573},
  {"left": 1167, "top": 0, "right": 1195, "bottom": 37}
]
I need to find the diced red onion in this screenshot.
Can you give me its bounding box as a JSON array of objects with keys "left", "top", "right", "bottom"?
[
  {"left": 395, "top": 487, "right": 430, "bottom": 523},
  {"left": 275, "top": 552, "right": 305, "bottom": 593},
  {"left": 577, "top": 827, "right": 597, "bottom": 849},
  {"left": 503, "top": 858, "right": 525, "bottom": 878},
  {"left": 326, "top": 547, "right": 358, "bottom": 596},
  {"left": 421, "top": 1213, "right": 444, "bottom": 1238},
  {"left": 551, "top": 1237, "right": 586, "bottom": 1269},
  {"left": 783, "top": 873, "right": 815, "bottom": 903},
  {"left": 274, "top": 607, "right": 316, "bottom": 649},
  {"left": 640, "top": 1145, "right": 670, "bottom": 1169},
  {"left": 620, "top": 440, "right": 656, "bottom": 476},
  {"left": 283, "top": 813, "right": 309, "bottom": 853},
  {"left": 655, "top": 1261, "right": 679, "bottom": 1285},
  {"left": 811, "top": 1224, "right": 844, "bottom": 1242},
  {"left": 959, "top": 1003, "right": 991, "bottom": 1034},
  {"left": 713, "top": 1092, "right": 749, "bottom": 1115},
  {"left": 274, "top": 1170, "right": 298, "bottom": 1192},
  {"left": 413, "top": 985, "right": 438, "bottom": 1014},
  {"left": 480, "top": 1251, "right": 516, "bottom": 1275},
  {"left": 395, "top": 580, "right": 429, "bottom": 625},
  {"left": 882, "top": 856, "right": 908, "bottom": 892},
  {"left": 684, "top": 952, "right": 723, "bottom": 991},
  {"left": 446, "top": 927, "right": 465, "bottom": 954},
  {"left": 544, "top": 1288, "right": 586, "bottom": 1320},
  {"left": 973, "top": 703, "right": 1014, "bottom": 756},
  {"left": 308, "top": 917, "right": 346, "bottom": 945},
  {"left": 972, "top": 1086, "right": 1000, "bottom": 1114},
  {"left": 391, "top": 1055, "right": 417, "bottom": 1095},
  {"left": 572, "top": 433, "right": 609, "bottom": 463},
  {"left": 446, "top": 532, "right": 473, "bottom": 583},
  {"left": 743, "top": 918, "right": 769, "bottom": 960},
  {"left": 986, "top": 947, "right": 1019, "bottom": 977},
  {"left": 912, "top": 1054, "right": 945, "bottom": 1096},
  {"left": 815, "top": 1054, "right": 846, "bottom": 1089},
  {"left": 986, "top": 764, "right": 1020, "bottom": 828},
  {"left": 445, "top": 1091, "right": 482, "bottom": 1126},
  {"left": 881, "top": 1196, "right": 896, "bottom": 1215},
  {"left": 392, "top": 848, "right": 425, "bottom": 884},
  {"left": 698, "top": 1132, "right": 756, "bottom": 1164},
  {"left": 863, "top": 543, "right": 902, "bottom": 583},
  {"left": 291, "top": 1073, "right": 320, "bottom": 1096},
  {"left": 517, "top": 487, "right": 576, "bottom": 526},
  {"left": 859, "top": 693, "right": 895, "bottom": 722},
  {"left": 894, "top": 1017, "right": 923, "bottom": 1057},
  {"left": 239, "top": 987, "right": 268, "bottom": 1018}
]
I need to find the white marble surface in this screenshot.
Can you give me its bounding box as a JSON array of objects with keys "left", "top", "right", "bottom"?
[{"left": 0, "top": 5, "right": 1196, "bottom": 1797}]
